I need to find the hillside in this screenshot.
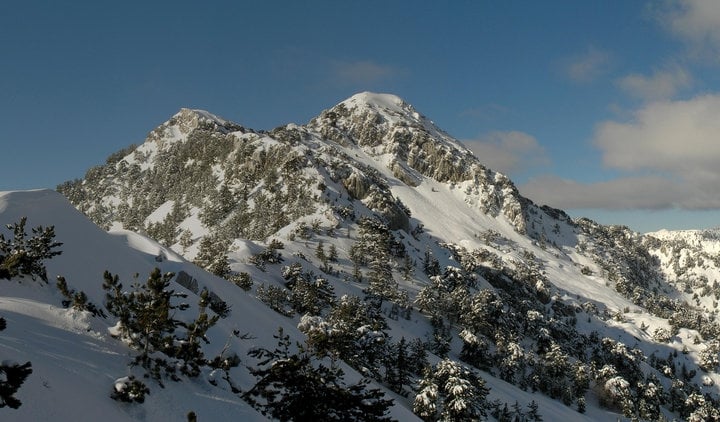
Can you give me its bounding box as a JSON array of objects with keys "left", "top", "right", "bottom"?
[{"left": 2, "top": 93, "right": 719, "bottom": 420}]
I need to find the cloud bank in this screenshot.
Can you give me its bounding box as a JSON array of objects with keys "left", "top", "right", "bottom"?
[{"left": 521, "top": 94, "right": 720, "bottom": 210}]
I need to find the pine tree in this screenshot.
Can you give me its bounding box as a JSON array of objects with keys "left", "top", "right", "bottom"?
[
  {"left": 401, "top": 254, "right": 414, "bottom": 281},
  {"left": 408, "top": 338, "right": 429, "bottom": 375},
  {"left": 230, "top": 271, "right": 253, "bottom": 291},
  {"left": 315, "top": 240, "right": 327, "bottom": 263},
  {"left": 385, "top": 337, "right": 411, "bottom": 396},
  {"left": 103, "top": 268, "right": 188, "bottom": 377},
  {"left": 0, "top": 217, "right": 63, "bottom": 282},
  {"left": 179, "top": 229, "right": 193, "bottom": 252},
  {"left": 111, "top": 375, "right": 149, "bottom": 403},
  {"left": 210, "top": 254, "right": 231, "bottom": 278},
  {"left": 414, "top": 367, "right": 439, "bottom": 421},
  {"left": 193, "top": 235, "right": 228, "bottom": 273},
  {"left": 328, "top": 243, "right": 339, "bottom": 262},
  {"left": 256, "top": 284, "right": 293, "bottom": 317},
  {"left": 365, "top": 251, "right": 398, "bottom": 306},
  {"left": 290, "top": 277, "right": 336, "bottom": 316},
  {"left": 414, "top": 358, "right": 489, "bottom": 421},
  {"left": 175, "top": 288, "right": 220, "bottom": 377},
  {"left": 0, "top": 217, "right": 62, "bottom": 409},
  {"left": 0, "top": 317, "right": 32, "bottom": 409},
  {"left": 527, "top": 400, "right": 543, "bottom": 421},
  {"left": 282, "top": 262, "right": 305, "bottom": 288},
  {"left": 429, "top": 315, "right": 451, "bottom": 357},
  {"left": 422, "top": 248, "right": 440, "bottom": 277},
  {"left": 56, "top": 275, "right": 105, "bottom": 317},
  {"left": 243, "top": 328, "right": 393, "bottom": 421}
]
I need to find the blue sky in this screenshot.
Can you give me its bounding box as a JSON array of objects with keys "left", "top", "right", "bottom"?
[{"left": 2, "top": 0, "right": 720, "bottom": 232}]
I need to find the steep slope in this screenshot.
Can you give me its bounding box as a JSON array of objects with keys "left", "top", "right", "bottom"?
[
  {"left": 0, "top": 190, "right": 265, "bottom": 421},
  {"left": 48, "top": 93, "right": 720, "bottom": 420},
  {"left": 0, "top": 190, "right": 422, "bottom": 421}
]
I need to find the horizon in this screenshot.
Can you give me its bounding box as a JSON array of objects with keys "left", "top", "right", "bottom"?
[{"left": 3, "top": 0, "right": 720, "bottom": 233}]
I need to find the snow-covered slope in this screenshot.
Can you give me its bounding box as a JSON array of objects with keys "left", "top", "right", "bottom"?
[
  {"left": 0, "top": 190, "right": 268, "bottom": 420},
  {"left": 20, "top": 92, "right": 720, "bottom": 420},
  {"left": 646, "top": 228, "right": 720, "bottom": 317}
]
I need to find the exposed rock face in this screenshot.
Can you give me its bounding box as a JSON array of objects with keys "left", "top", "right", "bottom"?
[{"left": 309, "top": 92, "right": 531, "bottom": 233}]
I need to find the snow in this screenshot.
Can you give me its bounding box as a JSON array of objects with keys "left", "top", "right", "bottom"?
[
  {"left": 144, "top": 200, "right": 175, "bottom": 225},
  {"left": 342, "top": 92, "right": 407, "bottom": 113},
  {"left": 6, "top": 93, "right": 720, "bottom": 421},
  {"left": 192, "top": 109, "right": 229, "bottom": 126},
  {"left": 0, "top": 189, "right": 421, "bottom": 421}
]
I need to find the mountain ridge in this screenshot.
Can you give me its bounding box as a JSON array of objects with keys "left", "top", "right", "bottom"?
[{"left": 26, "top": 92, "right": 720, "bottom": 420}]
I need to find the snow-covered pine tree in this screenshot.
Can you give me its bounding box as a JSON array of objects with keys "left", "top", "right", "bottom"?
[
  {"left": 289, "top": 276, "right": 335, "bottom": 316},
  {"left": 414, "top": 358, "right": 489, "bottom": 421}
]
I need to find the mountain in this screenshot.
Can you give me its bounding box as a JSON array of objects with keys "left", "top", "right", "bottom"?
[{"left": 2, "top": 92, "right": 719, "bottom": 420}]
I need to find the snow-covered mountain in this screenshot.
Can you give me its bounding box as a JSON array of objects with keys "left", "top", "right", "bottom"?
[{"left": 3, "top": 93, "right": 720, "bottom": 420}]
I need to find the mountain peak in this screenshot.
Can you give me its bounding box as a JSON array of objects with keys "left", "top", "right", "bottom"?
[
  {"left": 332, "top": 92, "right": 429, "bottom": 126},
  {"left": 171, "top": 108, "right": 232, "bottom": 133},
  {"left": 341, "top": 92, "right": 407, "bottom": 111}
]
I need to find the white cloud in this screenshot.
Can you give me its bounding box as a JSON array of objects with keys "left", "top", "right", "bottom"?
[
  {"left": 658, "top": 0, "right": 720, "bottom": 55},
  {"left": 523, "top": 94, "right": 720, "bottom": 210},
  {"left": 594, "top": 94, "right": 720, "bottom": 177},
  {"left": 464, "top": 131, "right": 549, "bottom": 175},
  {"left": 328, "top": 60, "right": 400, "bottom": 85},
  {"left": 616, "top": 66, "right": 692, "bottom": 101},
  {"left": 520, "top": 175, "right": 712, "bottom": 210},
  {"left": 562, "top": 47, "right": 612, "bottom": 83}
]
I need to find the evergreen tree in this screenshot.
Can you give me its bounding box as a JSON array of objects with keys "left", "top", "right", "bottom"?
[
  {"left": 193, "top": 235, "right": 228, "bottom": 273},
  {"left": 413, "top": 367, "right": 439, "bottom": 421},
  {"left": 0, "top": 317, "right": 32, "bottom": 409},
  {"left": 243, "top": 328, "right": 393, "bottom": 421},
  {"left": 422, "top": 248, "right": 440, "bottom": 277},
  {"left": 56, "top": 275, "right": 105, "bottom": 317},
  {"left": 365, "top": 250, "right": 399, "bottom": 306},
  {"left": 0, "top": 217, "right": 63, "bottom": 282},
  {"left": 175, "top": 288, "right": 220, "bottom": 377},
  {"left": 408, "top": 338, "right": 430, "bottom": 375},
  {"left": 385, "top": 337, "right": 412, "bottom": 396},
  {"left": 315, "top": 240, "right": 327, "bottom": 263},
  {"left": 210, "top": 254, "right": 231, "bottom": 278},
  {"left": 256, "top": 284, "right": 293, "bottom": 317},
  {"left": 0, "top": 218, "right": 64, "bottom": 409},
  {"left": 290, "top": 277, "right": 335, "bottom": 316},
  {"left": 230, "top": 271, "right": 253, "bottom": 291},
  {"left": 103, "top": 268, "right": 189, "bottom": 376},
  {"left": 111, "top": 375, "right": 149, "bottom": 403},
  {"left": 414, "top": 358, "right": 489, "bottom": 421},
  {"left": 328, "top": 243, "right": 339, "bottom": 262},
  {"left": 179, "top": 229, "right": 193, "bottom": 253},
  {"left": 282, "top": 262, "right": 305, "bottom": 288},
  {"left": 429, "top": 315, "right": 452, "bottom": 357},
  {"left": 401, "top": 254, "right": 414, "bottom": 281},
  {"left": 527, "top": 400, "right": 543, "bottom": 421}
]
